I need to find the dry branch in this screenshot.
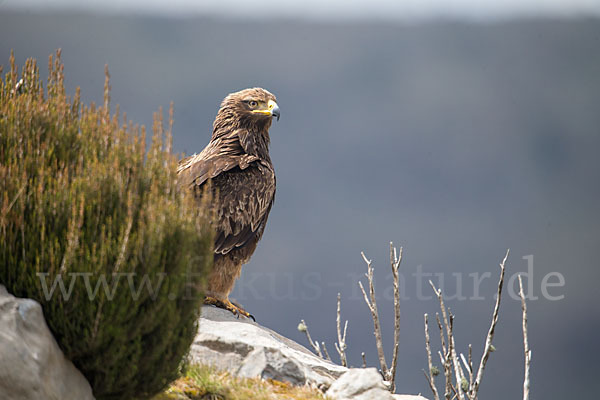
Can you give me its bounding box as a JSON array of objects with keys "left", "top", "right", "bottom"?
[
  {"left": 321, "top": 342, "right": 332, "bottom": 362},
  {"left": 518, "top": 275, "right": 531, "bottom": 400},
  {"left": 389, "top": 243, "right": 403, "bottom": 392},
  {"left": 435, "top": 312, "right": 452, "bottom": 400},
  {"left": 426, "top": 249, "right": 510, "bottom": 400},
  {"left": 335, "top": 292, "right": 349, "bottom": 367},
  {"left": 358, "top": 242, "right": 403, "bottom": 392},
  {"left": 358, "top": 252, "right": 389, "bottom": 378},
  {"left": 424, "top": 313, "right": 440, "bottom": 400},
  {"left": 460, "top": 344, "right": 474, "bottom": 392},
  {"left": 298, "top": 319, "right": 324, "bottom": 359},
  {"left": 472, "top": 249, "right": 509, "bottom": 397},
  {"left": 429, "top": 281, "right": 466, "bottom": 400}
]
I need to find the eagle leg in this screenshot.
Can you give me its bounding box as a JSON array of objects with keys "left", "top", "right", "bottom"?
[{"left": 204, "top": 296, "right": 255, "bottom": 321}]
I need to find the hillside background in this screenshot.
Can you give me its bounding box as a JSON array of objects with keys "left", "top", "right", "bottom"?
[{"left": 1, "top": 8, "right": 599, "bottom": 400}]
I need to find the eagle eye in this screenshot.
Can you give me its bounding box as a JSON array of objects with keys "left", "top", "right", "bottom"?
[{"left": 247, "top": 100, "right": 258, "bottom": 108}]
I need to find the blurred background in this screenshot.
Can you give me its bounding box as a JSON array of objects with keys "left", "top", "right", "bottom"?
[{"left": 2, "top": 1, "right": 599, "bottom": 398}]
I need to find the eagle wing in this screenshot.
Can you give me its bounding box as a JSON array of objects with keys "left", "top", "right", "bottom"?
[
  {"left": 178, "top": 140, "right": 275, "bottom": 256},
  {"left": 177, "top": 135, "right": 259, "bottom": 188},
  {"left": 211, "top": 163, "right": 275, "bottom": 255}
]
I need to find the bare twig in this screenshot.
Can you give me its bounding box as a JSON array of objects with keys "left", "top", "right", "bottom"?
[
  {"left": 448, "top": 315, "right": 467, "bottom": 400},
  {"left": 436, "top": 314, "right": 447, "bottom": 359},
  {"left": 468, "top": 344, "right": 473, "bottom": 385},
  {"left": 435, "top": 313, "right": 452, "bottom": 400},
  {"left": 429, "top": 281, "right": 466, "bottom": 400},
  {"left": 333, "top": 343, "right": 342, "bottom": 364},
  {"left": 358, "top": 243, "right": 403, "bottom": 391},
  {"left": 424, "top": 313, "right": 441, "bottom": 400},
  {"left": 472, "top": 249, "right": 509, "bottom": 397},
  {"left": 359, "top": 252, "right": 389, "bottom": 378},
  {"left": 450, "top": 384, "right": 459, "bottom": 400},
  {"left": 460, "top": 352, "right": 473, "bottom": 390},
  {"left": 460, "top": 344, "right": 474, "bottom": 391},
  {"left": 423, "top": 370, "right": 438, "bottom": 398},
  {"left": 518, "top": 275, "right": 531, "bottom": 400},
  {"left": 321, "top": 342, "right": 332, "bottom": 362},
  {"left": 440, "top": 345, "right": 453, "bottom": 399},
  {"left": 298, "top": 319, "right": 324, "bottom": 358},
  {"left": 424, "top": 249, "right": 518, "bottom": 400},
  {"left": 335, "top": 292, "right": 348, "bottom": 367},
  {"left": 389, "top": 243, "right": 403, "bottom": 392}
]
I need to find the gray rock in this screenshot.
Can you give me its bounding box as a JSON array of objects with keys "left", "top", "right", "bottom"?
[
  {"left": 190, "top": 305, "right": 348, "bottom": 389},
  {"left": 191, "top": 306, "right": 429, "bottom": 400},
  {"left": 392, "top": 396, "right": 430, "bottom": 400},
  {"left": 0, "top": 285, "right": 95, "bottom": 400},
  {"left": 326, "top": 368, "right": 395, "bottom": 400}
]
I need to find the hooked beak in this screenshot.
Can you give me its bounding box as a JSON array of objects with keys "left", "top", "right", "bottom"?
[
  {"left": 252, "top": 99, "right": 280, "bottom": 121},
  {"left": 271, "top": 101, "right": 280, "bottom": 121}
]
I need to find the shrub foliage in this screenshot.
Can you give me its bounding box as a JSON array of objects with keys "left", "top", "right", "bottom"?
[{"left": 0, "top": 51, "right": 212, "bottom": 400}]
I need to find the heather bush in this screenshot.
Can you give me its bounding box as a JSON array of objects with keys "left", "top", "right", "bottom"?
[{"left": 0, "top": 51, "right": 212, "bottom": 400}]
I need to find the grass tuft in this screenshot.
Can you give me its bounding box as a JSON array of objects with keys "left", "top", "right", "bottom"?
[{"left": 154, "top": 365, "right": 330, "bottom": 400}]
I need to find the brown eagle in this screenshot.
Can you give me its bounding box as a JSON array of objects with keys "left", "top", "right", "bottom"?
[{"left": 177, "top": 88, "right": 280, "bottom": 319}]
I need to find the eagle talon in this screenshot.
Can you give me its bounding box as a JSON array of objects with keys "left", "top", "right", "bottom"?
[
  {"left": 204, "top": 296, "right": 254, "bottom": 321},
  {"left": 231, "top": 300, "right": 255, "bottom": 321}
]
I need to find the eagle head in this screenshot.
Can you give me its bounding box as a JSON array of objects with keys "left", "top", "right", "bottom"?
[{"left": 216, "top": 87, "right": 280, "bottom": 130}]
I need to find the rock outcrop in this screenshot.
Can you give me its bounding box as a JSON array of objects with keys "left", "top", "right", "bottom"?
[
  {"left": 190, "top": 305, "right": 429, "bottom": 400},
  {"left": 328, "top": 368, "right": 430, "bottom": 400},
  {"left": 190, "top": 305, "right": 347, "bottom": 389},
  {"left": 0, "top": 285, "right": 95, "bottom": 400},
  {"left": 327, "top": 368, "right": 394, "bottom": 400}
]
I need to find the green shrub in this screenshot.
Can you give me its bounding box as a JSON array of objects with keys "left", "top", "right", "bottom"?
[{"left": 0, "top": 51, "right": 213, "bottom": 400}]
